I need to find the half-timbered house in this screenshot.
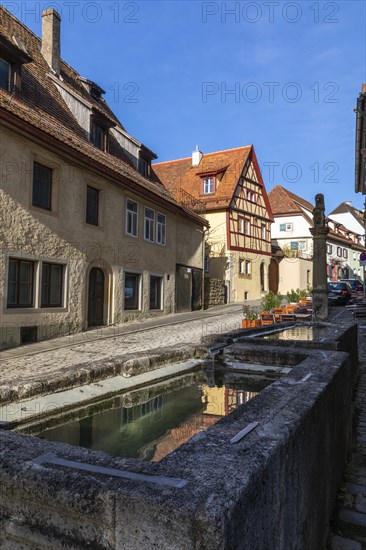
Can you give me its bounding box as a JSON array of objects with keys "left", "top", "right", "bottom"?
[{"left": 153, "top": 146, "right": 274, "bottom": 303}]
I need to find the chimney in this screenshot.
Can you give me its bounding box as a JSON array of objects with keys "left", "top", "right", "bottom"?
[
  {"left": 41, "top": 9, "right": 61, "bottom": 75},
  {"left": 192, "top": 145, "right": 203, "bottom": 167}
]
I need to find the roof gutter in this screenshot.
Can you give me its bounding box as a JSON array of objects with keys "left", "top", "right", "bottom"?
[{"left": 0, "top": 109, "right": 208, "bottom": 227}]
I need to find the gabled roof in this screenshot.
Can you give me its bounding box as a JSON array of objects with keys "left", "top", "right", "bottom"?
[
  {"left": 153, "top": 145, "right": 273, "bottom": 218},
  {"left": 268, "top": 185, "right": 314, "bottom": 215},
  {"left": 329, "top": 202, "right": 365, "bottom": 228},
  {"left": 0, "top": 6, "right": 207, "bottom": 227}
]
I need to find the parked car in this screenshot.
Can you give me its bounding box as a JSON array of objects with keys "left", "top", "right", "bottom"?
[
  {"left": 328, "top": 282, "right": 352, "bottom": 305},
  {"left": 338, "top": 279, "right": 364, "bottom": 292}
]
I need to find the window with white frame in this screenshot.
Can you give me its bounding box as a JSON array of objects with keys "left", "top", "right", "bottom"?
[
  {"left": 156, "top": 213, "right": 166, "bottom": 245},
  {"left": 126, "top": 199, "right": 138, "bottom": 237},
  {"left": 337, "top": 246, "right": 342, "bottom": 257},
  {"left": 203, "top": 177, "right": 214, "bottom": 194},
  {"left": 239, "top": 259, "right": 251, "bottom": 275},
  {"left": 298, "top": 241, "right": 307, "bottom": 251},
  {"left": 261, "top": 224, "right": 266, "bottom": 240},
  {"left": 144, "top": 208, "right": 155, "bottom": 241},
  {"left": 240, "top": 218, "right": 250, "bottom": 235},
  {"left": 124, "top": 273, "right": 140, "bottom": 310},
  {"left": 41, "top": 262, "right": 64, "bottom": 308},
  {"left": 149, "top": 276, "right": 162, "bottom": 310},
  {"left": 7, "top": 258, "right": 35, "bottom": 308}
]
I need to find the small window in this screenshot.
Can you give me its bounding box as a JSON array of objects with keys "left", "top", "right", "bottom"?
[
  {"left": 343, "top": 249, "right": 348, "bottom": 259},
  {"left": 244, "top": 220, "right": 251, "bottom": 236},
  {"left": 32, "top": 162, "right": 52, "bottom": 210},
  {"left": 139, "top": 158, "right": 149, "bottom": 178},
  {"left": 203, "top": 177, "right": 214, "bottom": 194},
  {"left": 7, "top": 259, "right": 34, "bottom": 308},
  {"left": 327, "top": 244, "right": 333, "bottom": 254},
  {"left": 298, "top": 241, "right": 307, "bottom": 251},
  {"left": 41, "top": 263, "right": 63, "bottom": 307},
  {"left": 0, "top": 58, "right": 11, "bottom": 91},
  {"left": 86, "top": 185, "right": 99, "bottom": 225},
  {"left": 290, "top": 242, "right": 299, "bottom": 250},
  {"left": 337, "top": 246, "right": 342, "bottom": 257},
  {"left": 286, "top": 223, "right": 293, "bottom": 231},
  {"left": 126, "top": 199, "right": 138, "bottom": 237},
  {"left": 145, "top": 208, "right": 155, "bottom": 242},
  {"left": 239, "top": 259, "right": 251, "bottom": 275},
  {"left": 91, "top": 122, "right": 106, "bottom": 151},
  {"left": 150, "top": 276, "right": 162, "bottom": 310},
  {"left": 124, "top": 273, "right": 140, "bottom": 310},
  {"left": 156, "top": 213, "right": 166, "bottom": 245},
  {"left": 261, "top": 224, "right": 266, "bottom": 240},
  {"left": 279, "top": 224, "right": 286, "bottom": 232}
]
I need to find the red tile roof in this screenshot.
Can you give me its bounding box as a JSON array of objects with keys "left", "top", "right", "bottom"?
[
  {"left": 153, "top": 145, "right": 273, "bottom": 220},
  {"left": 268, "top": 185, "right": 314, "bottom": 215},
  {"left": 0, "top": 6, "right": 207, "bottom": 227}
]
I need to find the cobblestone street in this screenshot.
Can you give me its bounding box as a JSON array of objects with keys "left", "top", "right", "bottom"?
[{"left": 0, "top": 304, "right": 244, "bottom": 397}]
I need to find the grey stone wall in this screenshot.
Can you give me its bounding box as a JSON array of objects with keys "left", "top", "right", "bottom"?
[
  {"left": 204, "top": 277, "right": 225, "bottom": 309},
  {"left": 0, "top": 345, "right": 355, "bottom": 549}
]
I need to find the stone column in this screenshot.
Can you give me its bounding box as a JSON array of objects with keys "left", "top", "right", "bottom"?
[{"left": 310, "top": 194, "right": 329, "bottom": 320}]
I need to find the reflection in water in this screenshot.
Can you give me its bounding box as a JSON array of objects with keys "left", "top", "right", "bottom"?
[
  {"left": 36, "top": 373, "right": 265, "bottom": 462},
  {"left": 263, "top": 326, "right": 330, "bottom": 341}
]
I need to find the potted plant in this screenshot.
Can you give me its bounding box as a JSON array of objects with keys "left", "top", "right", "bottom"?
[
  {"left": 261, "top": 291, "right": 283, "bottom": 312},
  {"left": 242, "top": 304, "right": 259, "bottom": 328},
  {"left": 286, "top": 288, "right": 301, "bottom": 304}
]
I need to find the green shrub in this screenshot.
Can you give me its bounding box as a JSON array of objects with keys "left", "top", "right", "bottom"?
[
  {"left": 286, "top": 288, "right": 301, "bottom": 303},
  {"left": 261, "top": 291, "right": 283, "bottom": 311},
  {"left": 242, "top": 304, "right": 258, "bottom": 321}
]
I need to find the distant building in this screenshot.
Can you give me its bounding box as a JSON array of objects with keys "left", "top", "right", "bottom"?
[
  {"left": 329, "top": 202, "right": 365, "bottom": 246},
  {"left": 153, "top": 146, "right": 274, "bottom": 303},
  {"left": 0, "top": 6, "right": 207, "bottom": 349},
  {"left": 268, "top": 185, "right": 365, "bottom": 293},
  {"left": 355, "top": 83, "right": 366, "bottom": 196}
]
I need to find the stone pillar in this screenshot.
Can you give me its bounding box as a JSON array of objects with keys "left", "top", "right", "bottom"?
[{"left": 310, "top": 194, "right": 329, "bottom": 320}]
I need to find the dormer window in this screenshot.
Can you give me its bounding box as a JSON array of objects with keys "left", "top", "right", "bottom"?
[
  {"left": 0, "top": 58, "right": 11, "bottom": 91},
  {"left": 139, "top": 157, "right": 150, "bottom": 178},
  {"left": 91, "top": 121, "right": 107, "bottom": 151},
  {"left": 203, "top": 177, "right": 214, "bottom": 194}
]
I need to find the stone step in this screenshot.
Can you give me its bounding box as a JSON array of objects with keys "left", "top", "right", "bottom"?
[
  {"left": 343, "top": 483, "right": 366, "bottom": 497},
  {"left": 329, "top": 534, "right": 362, "bottom": 550},
  {"left": 338, "top": 509, "right": 366, "bottom": 538}
]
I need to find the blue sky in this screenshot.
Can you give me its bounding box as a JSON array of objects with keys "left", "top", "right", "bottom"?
[{"left": 5, "top": 0, "right": 366, "bottom": 212}]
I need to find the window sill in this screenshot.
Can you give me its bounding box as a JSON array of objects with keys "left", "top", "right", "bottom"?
[
  {"left": 83, "top": 222, "right": 104, "bottom": 232},
  {"left": 5, "top": 307, "right": 68, "bottom": 314}
]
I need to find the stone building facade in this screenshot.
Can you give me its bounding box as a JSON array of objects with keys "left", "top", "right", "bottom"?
[{"left": 0, "top": 7, "right": 206, "bottom": 349}]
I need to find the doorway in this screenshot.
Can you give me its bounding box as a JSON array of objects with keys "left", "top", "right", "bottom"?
[{"left": 88, "top": 267, "right": 105, "bottom": 327}]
